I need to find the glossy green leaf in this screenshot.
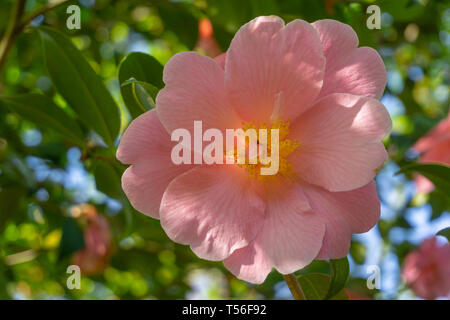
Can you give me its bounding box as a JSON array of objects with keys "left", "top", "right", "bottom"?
[
  {"left": 325, "top": 257, "right": 350, "bottom": 300},
  {"left": 437, "top": 227, "right": 450, "bottom": 242},
  {"left": 121, "top": 78, "right": 157, "bottom": 111},
  {"left": 118, "top": 52, "right": 163, "bottom": 118},
  {"left": 91, "top": 159, "right": 133, "bottom": 234},
  {"left": 397, "top": 163, "right": 450, "bottom": 197},
  {"left": 0, "top": 93, "right": 85, "bottom": 146},
  {"left": 38, "top": 26, "right": 120, "bottom": 147},
  {"left": 297, "top": 273, "right": 348, "bottom": 300},
  {"left": 92, "top": 159, "right": 123, "bottom": 199}
]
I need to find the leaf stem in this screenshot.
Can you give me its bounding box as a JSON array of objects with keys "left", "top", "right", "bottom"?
[
  {"left": 0, "top": 0, "right": 73, "bottom": 74},
  {"left": 282, "top": 273, "right": 306, "bottom": 300},
  {"left": 0, "top": 0, "right": 26, "bottom": 73},
  {"left": 18, "top": 0, "right": 73, "bottom": 31}
]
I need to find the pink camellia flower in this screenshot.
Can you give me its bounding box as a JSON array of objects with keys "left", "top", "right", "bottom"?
[
  {"left": 117, "top": 16, "right": 391, "bottom": 284},
  {"left": 402, "top": 237, "right": 450, "bottom": 299},
  {"left": 413, "top": 113, "right": 450, "bottom": 193}
]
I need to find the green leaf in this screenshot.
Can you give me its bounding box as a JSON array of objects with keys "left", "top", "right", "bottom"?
[
  {"left": 437, "top": 227, "right": 450, "bottom": 242},
  {"left": 396, "top": 163, "right": 450, "bottom": 197},
  {"left": 59, "top": 217, "right": 85, "bottom": 259},
  {"left": 118, "top": 52, "right": 163, "bottom": 118},
  {"left": 430, "top": 190, "right": 450, "bottom": 220},
  {"left": 155, "top": 2, "right": 198, "bottom": 49},
  {"left": 0, "top": 93, "right": 85, "bottom": 146},
  {"left": 379, "top": 0, "right": 425, "bottom": 22},
  {"left": 297, "top": 273, "right": 348, "bottom": 300},
  {"left": 325, "top": 257, "right": 350, "bottom": 299},
  {"left": 38, "top": 27, "right": 120, "bottom": 147},
  {"left": 206, "top": 0, "right": 252, "bottom": 33},
  {"left": 92, "top": 159, "right": 123, "bottom": 199},
  {"left": 121, "top": 78, "right": 157, "bottom": 112},
  {"left": 91, "top": 159, "right": 133, "bottom": 235}
]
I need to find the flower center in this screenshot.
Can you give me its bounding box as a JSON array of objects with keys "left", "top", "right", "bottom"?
[{"left": 237, "top": 119, "right": 300, "bottom": 182}]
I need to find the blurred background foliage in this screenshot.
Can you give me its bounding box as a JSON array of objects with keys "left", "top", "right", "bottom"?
[{"left": 0, "top": 0, "right": 449, "bottom": 300}]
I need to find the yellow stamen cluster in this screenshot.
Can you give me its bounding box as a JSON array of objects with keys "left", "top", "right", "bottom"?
[{"left": 237, "top": 119, "right": 301, "bottom": 182}]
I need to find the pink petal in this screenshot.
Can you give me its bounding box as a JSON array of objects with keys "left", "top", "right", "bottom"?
[
  {"left": 303, "top": 181, "right": 380, "bottom": 260},
  {"left": 117, "top": 110, "right": 170, "bottom": 165},
  {"left": 225, "top": 16, "right": 325, "bottom": 123},
  {"left": 290, "top": 93, "right": 392, "bottom": 192},
  {"left": 312, "top": 19, "right": 386, "bottom": 99},
  {"left": 414, "top": 174, "right": 434, "bottom": 194},
  {"left": 224, "top": 183, "right": 325, "bottom": 282},
  {"left": 414, "top": 116, "right": 450, "bottom": 153},
  {"left": 121, "top": 162, "right": 191, "bottom": 219},
  {"left": 420, "top": 140, "right": 450, "bottom": 164},
  {"left": 215, "top": 53, "right": 226, "bottom": 69},
  {"left": 160, "top": 165, "right": 266, "bottom": 261},
  {"left": 261, "top": 185, "right": 325, "bottom": 274},
  {"left": 117, "top": 110, "right": 192, "bottom": 218},
  {"left": 413, "top": 115, "right": 450, "bottom": 194},
  {"left": 224, "top": 241, "right": 271, "bottom": 284},
  {"left": 414, "top": 134, "right": 450, "bottom": 194},
  {"left": 156, "top": 52, "right": 241, "bottom": 134}
]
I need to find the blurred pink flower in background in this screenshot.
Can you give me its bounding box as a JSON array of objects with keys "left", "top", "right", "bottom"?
[
  {"left": 413, "top": 113, "right": 450, "bottom": 193},
  {"left": 117, "top": 16, "right": 391, "bottom": 283},
  {"left": 402, "top": 237, "right": 450, "bottom": 299},
  {"left": 195, "top": 18, "right": 222, "bottom": 58},
  {"left": 344, "top": 289, "right": 371, "bottom": 300},
  {"left": 72, "top": 205, "right": 113, "bottom": 276}
]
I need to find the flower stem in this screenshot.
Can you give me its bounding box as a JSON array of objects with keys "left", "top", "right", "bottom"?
[{"left": 282, "top": 273, "right": 306, "bottom": 300}]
